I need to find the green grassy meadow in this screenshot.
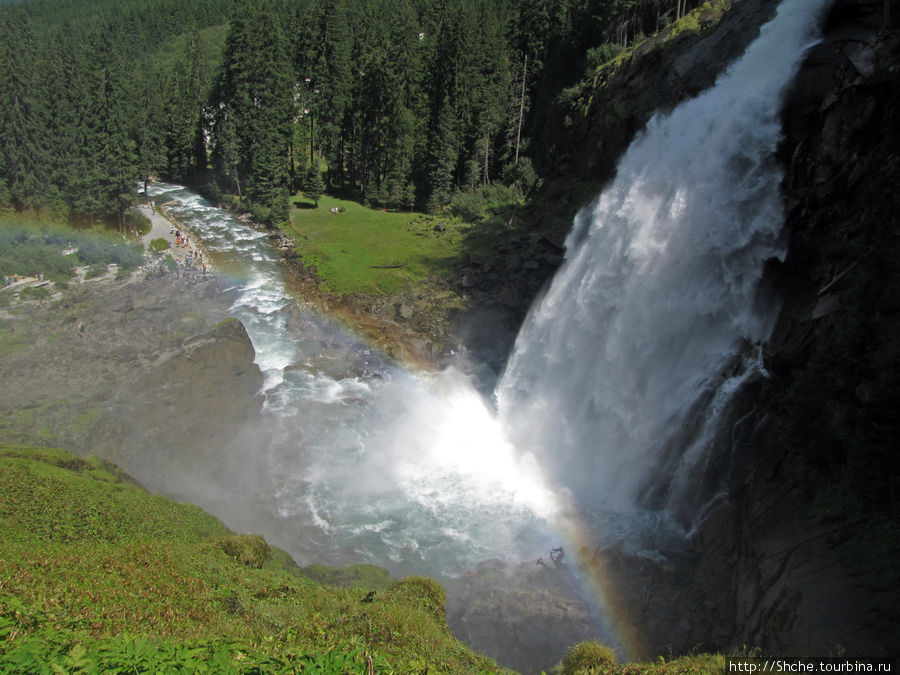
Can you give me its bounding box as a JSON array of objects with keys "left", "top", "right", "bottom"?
[
  {"left": 0, "top": 445, "right": 510, "bottom": 673},
  {"left": 285, "top": 194, "right": 466, "bottom": 296}
]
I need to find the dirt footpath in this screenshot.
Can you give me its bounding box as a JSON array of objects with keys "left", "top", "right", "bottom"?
[{"left": 139, "top": 204, "right": 213, "bottom": 271}]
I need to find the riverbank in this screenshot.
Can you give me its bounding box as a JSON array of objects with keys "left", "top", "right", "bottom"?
[{"left": 276, "top": 194, "right": 570, "bottom": 374}]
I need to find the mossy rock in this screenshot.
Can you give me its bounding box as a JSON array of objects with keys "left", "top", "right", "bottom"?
[
  {"left": 561, "top": 640, "right": 617, "bottom": 674},
  {"left": 385, "top": 576, "right": 447, "bottom": 623},
  {"left": 217, "top": 534, "right": 270, "bottom": 569},
  {"left": 299, "top": 563, "right": 392, "bottom": 590}
]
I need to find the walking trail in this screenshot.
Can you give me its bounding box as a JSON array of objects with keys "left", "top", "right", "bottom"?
[{"left": 138, "top": 204, "right": 213, "bottom": 272}]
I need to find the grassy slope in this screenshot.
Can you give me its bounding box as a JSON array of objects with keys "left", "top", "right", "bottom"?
[
  {"left": 285, "top": 194, "right": 467, "bottom": 296},
  {"left": 0, "top": 445, "right": 740, "bottom": 673},
  {"left": 0, "top": 445, "right": 510, "bottom": 673}
]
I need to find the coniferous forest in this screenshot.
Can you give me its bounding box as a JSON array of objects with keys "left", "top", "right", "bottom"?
[{"left": 0, "top": 0, "right": 694, "bottom": 227}]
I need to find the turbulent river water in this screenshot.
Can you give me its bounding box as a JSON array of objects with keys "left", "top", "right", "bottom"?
[
  {"left": 141, "top": 0, "right": 828, "bottom": 667},
  {"left": 146, "top": 182, "right": 561, "bottom": 579}
]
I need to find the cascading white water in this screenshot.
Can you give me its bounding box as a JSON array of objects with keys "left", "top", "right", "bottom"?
[
  {"left": 496, "top": 0, "right": 828, "bottom": 519},
  {"left": 143, "top": 183, "right": 560, "bottom": 580}
]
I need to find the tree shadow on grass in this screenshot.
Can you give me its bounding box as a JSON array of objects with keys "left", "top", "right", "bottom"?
[{"left": 294, "top": 201, "right": 317, "bottom": 210}]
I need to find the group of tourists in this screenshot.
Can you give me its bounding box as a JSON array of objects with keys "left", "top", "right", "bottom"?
[
  {"left": 3, "top": 272, "right": 44, "bottom": 288},
  {"left": 171, "top": 226, "right": 207, "bottom": 275}
]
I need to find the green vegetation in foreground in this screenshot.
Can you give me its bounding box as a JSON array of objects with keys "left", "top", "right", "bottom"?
[
  {"left": 285, "top": 194, "right": 466, "bottom": 295},
  {"left": 0, "top": 445, "right": 510, "bottom": 673},
  {"left": 554, "top": 641, "right": 727, "bottom": 673},
  {"left": 0, "top": 447, "right": 745, "bottom": 673},
  {"left": 0, "top": 221, "right": 144, "bottom": 284}
]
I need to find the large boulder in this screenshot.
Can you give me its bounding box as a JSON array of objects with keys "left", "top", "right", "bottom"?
[{"left": 88, "top": 317, "right": 265, "bottom": 500}]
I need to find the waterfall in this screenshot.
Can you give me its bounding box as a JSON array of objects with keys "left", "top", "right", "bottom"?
[{"left": 496, "top": 0, "right": 828, "bottom": 521}]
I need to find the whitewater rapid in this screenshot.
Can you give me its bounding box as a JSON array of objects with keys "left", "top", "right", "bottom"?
[{"left": 144, "top": 184, "right": 560, "bottom": 579}]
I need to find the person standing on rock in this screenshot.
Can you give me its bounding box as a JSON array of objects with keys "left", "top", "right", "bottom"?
[
  {"left": 78, "top": 321, "right": 86, "bottom": 338},
  {"left": 550, "top": 546, "right": 565, "bottom": 568}
]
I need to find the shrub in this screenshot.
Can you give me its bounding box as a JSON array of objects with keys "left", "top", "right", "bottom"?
[
  {"left": 203, "top": 181, "right": 223, "bottom": 204},
  {"left": 502, "top": 156, "right": 543, "bottom": 197},
  {"left": 0, "top": 229, "right": 76, "bottom": 281},
  {"left": 586, "top": 42, "right": 625, "bottom": 71},
  {"left": 77, "top": 239, "right": 143, "bottom": 271},
  {"left": 149, "top": 237, "right": 170, "bottom": 253},
  {"left": 248, "top": 201, "right": 272, "bottom": 226},
  {"left": 561, "top": 641, "right": 617, "bottom": 674},
  {"left": 85, "top": 262, "right": 108, "bottom": 279},
  {"left": 217, "top": 534, "right": 270, "bottom": 569},
  {"left": 126, "top": 208, "right": 151, "bottom": 236},
  {"left": 19, "top": 286, "right": 50, "bottom": 301},
  {"left": 450, "top": 184, "right": 523, "bottom": 223},
  {"left": 450, "top": 190, "right": 487, "bottom": 222}
]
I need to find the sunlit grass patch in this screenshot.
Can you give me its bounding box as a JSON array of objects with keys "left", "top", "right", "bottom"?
[{"left": 285, "top": 194, "right": 465, "bottom": 295}]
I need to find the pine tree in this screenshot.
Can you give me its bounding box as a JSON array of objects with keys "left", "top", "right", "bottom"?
[
  {"left": 211, "top": 0, "right": 294, "bottom": 221},
  {"left": 320, "top": 0, "right": 353, "bottom": 187},
  {"left": 131, "top": 60, "right": 167, "bottom": 198},
  {"left": 41, "top": 26, "right": 93, "bottom": 218},
  {"left": 425, "top": 100, "right": 457, "bottom": 212},
  {"left": 95, "top": 36, "right": 140, "bottom": 229},
  {"left": 0, "top": 13, "right": 48, "bottom": 212},
  {"left": 304, "top": 165, "right": 326, "bottom": 207},
  {"left": 164, "top": 28, "right": 207, "bottom": 183}
]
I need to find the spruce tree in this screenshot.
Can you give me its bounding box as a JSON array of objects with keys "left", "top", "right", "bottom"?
[
  {"left": 304, "top": 165, "right": 326, "bottom": 207},
  {"left": 0, "top": 13, "right": 48, "bottom": 212},
  {"left": 212, "top": 0, "right": 293, "bottom": 221},
  {"left": 321, "top": 0, "right": 352, "bottom": 187}
]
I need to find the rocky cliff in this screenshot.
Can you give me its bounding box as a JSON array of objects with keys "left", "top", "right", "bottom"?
[
  {"left": 734, "top": 0, "right": 899, "bottom": 652},
  {"left": 0, "top": 271, "right": 266, "bottom": 512},
  {"left": 87, "top": 314, "right": 266, "bottom": 503}
]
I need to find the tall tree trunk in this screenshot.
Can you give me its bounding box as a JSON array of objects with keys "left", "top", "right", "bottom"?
[
  {"left": 233, "top": 164, "right": 243, "bottom": 199},
  {"left": 309, "top": 116, "right": 315, "bottom": 167},
  {"left": 483, "top": 134, "right": 490, "bottom": 185},
  {"left": 514, "top": 54, "right": 527, "bottom": 167}
]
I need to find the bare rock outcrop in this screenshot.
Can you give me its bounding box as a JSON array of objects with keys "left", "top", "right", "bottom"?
[{"left": 87, "top": 316, "right": 265, "bottom": 500}]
